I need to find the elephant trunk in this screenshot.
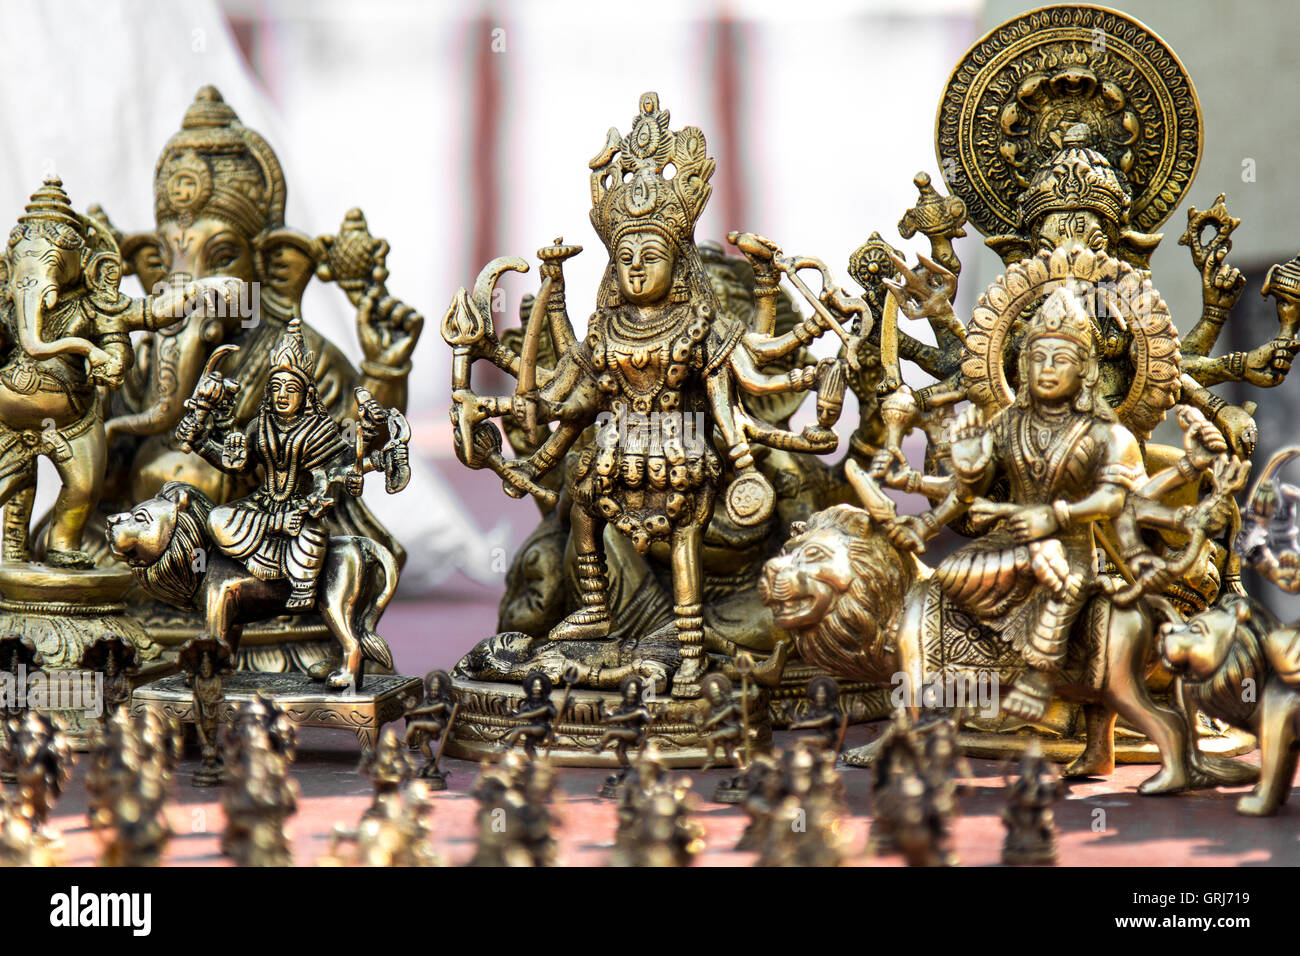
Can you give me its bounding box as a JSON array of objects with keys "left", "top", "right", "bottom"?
[
  {"left": 104, "top": 325, "right": 209, "bottom": 442},
  {"left": 12, "top": 274, "right": 98, "bottom": 360}
]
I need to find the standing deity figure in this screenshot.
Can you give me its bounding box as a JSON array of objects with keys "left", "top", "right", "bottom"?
[
  {"left": 0, "top": 177, "right": 236, "bottom": 566},
  {"left": 886, "top": 286, "right": 1144, "bottom": 722},
  {"left": 443, "top": 93, "right": 851, "bottom": 700}
]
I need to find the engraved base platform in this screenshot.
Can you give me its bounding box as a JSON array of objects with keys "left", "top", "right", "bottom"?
[
  {"left": 767, "top": 660, "right": 892, "bottom": 728},
  {"left": 0, "top": 562, "right": 163, "bottom": 746},
  {"left": 131, "top": 671, "right": 422, "bottom": 751},
  {"left": 444, "top": 677, "right": 773, "bottom": 768}
]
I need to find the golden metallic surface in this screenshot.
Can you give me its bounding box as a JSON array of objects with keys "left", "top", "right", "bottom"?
[{"left": 936, "top": 4, "right": 1202, "bottom": 238}]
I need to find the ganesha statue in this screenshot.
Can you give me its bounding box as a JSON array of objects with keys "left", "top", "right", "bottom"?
[{"left": 62, "top": 85, "right": 425, "bottom": 671}]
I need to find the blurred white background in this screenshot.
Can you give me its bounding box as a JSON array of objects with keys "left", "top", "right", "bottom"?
[{"left": 2, "top": 0, "right": 1298, "bottom": 599}]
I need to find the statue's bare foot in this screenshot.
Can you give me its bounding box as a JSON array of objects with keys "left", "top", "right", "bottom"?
[
  {"left": 841, "top": 735, "right": 887, "bottom": 768},
  {"left": 548, "top": 608, "right": 610, "bottom": 642},
  {"left": 672, "top": 654, "right": 706, "bottom": 698},
  {"left": 1064, "top": 747, "right": 1114, "bottom": 778},
  {"left": 1136, "top": 764, "right": 1213, "bottom": 795},
  {"left": 45, "top": 548, "right": 94, "bottom": 570},
  {"left": 1193, "top": 753, "right": 1260, "bottom": 787},
  {"left": 307, "top": 658, "right": 339, "bottom": 681},
  {"left": 1002, "top": 675, "right": 1052, "bottom": 723},
  {"left": 285, "top": 587, "right": 315, "bottom": 610}
]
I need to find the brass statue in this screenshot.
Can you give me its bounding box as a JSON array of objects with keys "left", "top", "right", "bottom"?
[
  {"left": 0, "top": 176, "right": 237, "bottom": 567},
  {"left": 221, "top": 714, "right": 299, "bottom": 867},
  {"left": 756, "top": 742, "right": 848, "bottom": 868},
  {"left": 0, "top": 710, "right": 72, "bottom": 843},
  {"left": 788, "top": 676, "right": 846, "bottom": 751},
  {"left": 77, "top": 636, "right": 139, "bottom": 717},
  {"left": 107, "top": 316, "right": 410, "bottom": 690},
  {"left": 323, "top": 780, "right": 442, "bottom": 868},
  {"left": 609, "top": 747, "right": 703, "bottom": 867},
  {"left": 441, "top": 92, "right": 863, "bottom": 762},
  {"left": 404, "top": 669, "right": 456, "bottom": 788},
  {"left": 1002, "top": 741, "right": 1063, "bottom": 865},
  {"left": 179, "top": 636, "right": 231, "bottom": 787},
  {"left": 86, "top": 708, "right": 172, "bottom": 867},
  {"left": 358, "top": 727, "right": 414, "bottom": 820},
  {"left": 84, "top": 86, "right": 423, "bottom": 673}
]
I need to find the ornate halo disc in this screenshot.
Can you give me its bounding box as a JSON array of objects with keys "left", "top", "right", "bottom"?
[{"left": 936, "top": 4, "right": 1202, "bottom": 237}]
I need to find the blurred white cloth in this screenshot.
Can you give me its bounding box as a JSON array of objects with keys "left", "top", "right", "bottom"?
[{"left": 0, "top": 0, "right": 506, "bottom": 590}]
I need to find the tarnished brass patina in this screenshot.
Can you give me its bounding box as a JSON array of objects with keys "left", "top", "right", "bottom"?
[
  {"left": 81, "top": 86, "right": 424, "bottom": 671},
  {"left": 441, "top": 92, "right": 862, "bottom": 764}
]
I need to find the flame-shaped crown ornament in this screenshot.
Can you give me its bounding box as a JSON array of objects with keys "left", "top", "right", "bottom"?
[{"left": 588, "top": 92, "right": 714, "bottom": 253}]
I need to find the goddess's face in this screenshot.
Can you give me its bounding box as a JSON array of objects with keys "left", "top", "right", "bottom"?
[
  {"left": 615, "top": 231, "right": 674, "bottom": 305},
  {"left": 269, "top": 371, "right": 305, "bottom": 417},
  {"left": 1025, "top": 335, "right": 1085, "bottom": 405}
]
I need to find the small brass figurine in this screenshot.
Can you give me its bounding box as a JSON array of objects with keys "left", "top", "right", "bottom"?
[
  {"left": 697, "top": 673, "right": 743, "bottom": 776},
  {"left": 109, "top": 317, "right": 410, "bottom": 691},
  {"left": 788, "top": 676, "right": 846, "bottom": 752},
  {"left": 764, "top": 747, "right": 848, "bottom": 868},
  {"left": 87, "top": 709, "right": 172, "bottom": 867},
  {"left": 78, "top": 635, "right": 140, "bottom": 718},
  {"left": 0, "top": 791, "right": 58, "bottom": 867},
  {"left": 221, "top": 716, "right": 299, "bottom": 867},
  {"left": 609, "top": 750, "right": 703, "bottom": 868},
  {"left": 322, "top": 780, "right": 442, "bottom": 868},
  {"left": 501, "top": 671, "right": 557, "bottom": 758},
  {"left": 468, "top": 752, "right": 558, "bottom": 867},
  {"left": 1002, "top": 742, "right": 1063, "bottom": 865},
  {"left": 0, "top": 710, "right": 72, "bottom": 844},
  {"left": 179, "top": 636, "right": 232, "bottom": 787},
  {"left": 359, "top": 727, "right": 414, "bottom": 821},
  {"left": 595, "top": 674, "right": 657, "bottom": 797},
  {"left": 404, "top": 669, "right": 457, "bottom": 788},
  {"left": 868, "top": 712, "right": 959, "bottom": 866}
]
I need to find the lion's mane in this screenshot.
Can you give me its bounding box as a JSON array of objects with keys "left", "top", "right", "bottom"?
[
  {"left": 130, "top": 481, "right": 215, "bottom": 610},
  {"left": 1178, "top": 594, "right": 1275, "bottom": 728}
]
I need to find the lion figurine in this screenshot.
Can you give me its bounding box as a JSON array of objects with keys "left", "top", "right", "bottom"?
[
  {"left": 1162, "top": 594, "right": 1300, "bottom": 816},
  {"left": 105, "top": 481, "right": 397, "bottom": 689}
]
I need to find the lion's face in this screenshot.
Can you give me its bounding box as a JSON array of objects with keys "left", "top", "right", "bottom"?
[
  {"left": 1160, "top": 603, "right": 1245, "bottom": 681},
  {"left": 105, "top": 497, "right": 179, "bottom": 567},
  {"left": 759, "top": 525, "right": 857, "bottom": 630}
]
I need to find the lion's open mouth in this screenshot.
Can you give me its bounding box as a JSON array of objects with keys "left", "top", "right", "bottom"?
[{"left": 771, "top": 594, "right": 818, "bottom": 625}]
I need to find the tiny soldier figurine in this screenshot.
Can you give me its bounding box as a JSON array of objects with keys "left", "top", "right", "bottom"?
[
  {"left": 323, "top": 781, "right": 442, "bottom": 867},
  {"left": 222, "top": 723, "right": 299, "bottom": 867},
  {"left": 735, "top": 753, "right": 780, "bottom": 853},
  {"left": 89, "top": 714, "right": 173, "bottom": 867},
  {"left": 359, "top": 727, "right": 414, "bottom": 821},
  {"left": 866, "top": 710, "right": 923, "bottom": 857},
  {"left": 698, "top": 674, "right": 744, "bottom": 770},
  {"left": 1002, "top": 741, "right": 1063, "bottom": 866},
  {"left": 788, "top": 676, "right": 845, "bottom": 751},
  {"left": 758, "top": 743, "right": 848, "bottom": 867},
  {"left": 78, "top": 636, "right": 140, "bottom": 719},
  {"left": 468, "top": 761, "right": 531, "bottom": 867},
  {"left": 501, "top": 671, "right": 557, "bottom": 758},
  {"left": 179, "top": 636, "right": 232, "bottom": 787},
  {"left": 404, "top": 669, "right": 457, "bottom": 788},
  {"left": 610, "top": 779, "right": 704, "bottom": 867},
  {"left": 594, "top": 674, "right": 657, "bottom": 798},
  {"left": 0, "top": 711, "right": 73, "bottom": 843},
  {"left": 232, "top": 692, "right": 298, "bottom": 762}
]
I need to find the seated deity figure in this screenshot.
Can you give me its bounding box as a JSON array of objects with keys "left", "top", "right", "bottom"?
[
  {"left": 885, "top": 285, "right": 1146, "bottom": 722},
  {"left": 175, "top": 318, "right": 362, "bottom": 609}
]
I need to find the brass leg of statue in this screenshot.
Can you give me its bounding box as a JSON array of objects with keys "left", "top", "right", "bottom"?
[
  {"left": 1064, "top": 704, "right": 1117, "bottom": 778},
  {"left": 45, "top": 422, "right": 106, "bottom": 566},
  {"left": 670, "top": 522, "right": 705, "bottom": 698},
  {"left": 548, "top": 504, "right": 610, "bottom": 642}
]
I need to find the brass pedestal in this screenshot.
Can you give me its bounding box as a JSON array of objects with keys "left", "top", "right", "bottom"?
[
  {"left": 444, "top": 676, "right": 773, "bottom": 768},
  {"left": 0, "top": 562, "right": 163, "bottom": 746},
  {"left": 131, "top": 671, "right": 421, "bottom": 752}
]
